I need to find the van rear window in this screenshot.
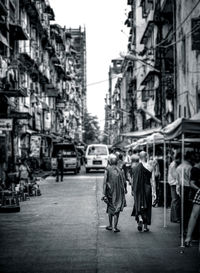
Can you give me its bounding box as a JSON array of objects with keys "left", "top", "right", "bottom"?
[
  {"left": 52, "top": 145, "right": 76, "bottom": 158},
  {"left": 88, "top": 146, "right": 107, "bottom": 156}
]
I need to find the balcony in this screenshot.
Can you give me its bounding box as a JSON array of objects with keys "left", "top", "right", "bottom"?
[
  {"left": 9, "top": 20, "right": 29, "bottom": 40},
  {"left": 20, "top": 0, "right": 39, "bottom": 20},
  {"left": 0, "top": 63, "right": 28, "bottom": 97},
  {"left": 0, "top": 1, "right": 8, "bottom": 16},
  {"left": 19, "top": 47, "right": 36, "bottom": 68},
  {"left": 141, "top": 70, "right": 160, "bottom": 87},
  {"left": 51, "top": 52, "right": 61, "bottom": 65},
  {"left": 140, "top": 20, "right": 156, "bottom": 44},
  {"left": 51, "top": 25, "right": 64, "bottom": 45},
  {"left": 0, "top": 87, "right": 28, "bottom": 97},
  {"left": 0, "top": 32, "right": 9, "bottom": 48},
  {"left": 44, "top": 5, "right": 55, "bottom": 21}
]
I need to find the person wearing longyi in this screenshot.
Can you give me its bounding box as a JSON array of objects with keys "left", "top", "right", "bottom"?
[
  {"left": 131, "top": 151, "right": 155, "bottom": 232},
  {"left": 102, "top": 154, "right": 127, "bottom": 233}
]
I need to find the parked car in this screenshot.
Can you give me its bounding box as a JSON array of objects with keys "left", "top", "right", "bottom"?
[
  {"left": 85, "top": 144, "right": 109, "bottom": 173},
  {"left": 51, "top": 142, "right": 81, "bottom": 174}
]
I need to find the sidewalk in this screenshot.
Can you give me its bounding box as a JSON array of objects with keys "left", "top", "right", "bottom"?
[{"left": 32, "top": 169, "right": 53, "bottom": 180}]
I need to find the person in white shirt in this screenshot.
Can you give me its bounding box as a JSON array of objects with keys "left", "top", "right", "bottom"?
[
  {"left": 124, "top": 149, "right": 132, "bottom": 184},
  {"left": 168, "top": 153, "right": 181, "bottom": 223},
  {"left": 176, "top": 152, "right": 192, "bottom": 234}
]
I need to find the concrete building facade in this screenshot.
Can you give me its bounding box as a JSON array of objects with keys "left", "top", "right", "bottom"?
[
  {"left": 104, "top": 0, "right": 200, "bottom": 145},
  {"left": 0, "top": 0, "right": 87, "bottom": 175}
]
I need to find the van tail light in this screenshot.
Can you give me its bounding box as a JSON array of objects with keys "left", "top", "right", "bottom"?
[{"left": 85, "top": 158, "right": 87, "bottom": 164}]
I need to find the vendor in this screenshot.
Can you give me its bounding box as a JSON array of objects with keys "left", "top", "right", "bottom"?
[{"left": 18, "top": 158, "right": 31, "bottom": 195}]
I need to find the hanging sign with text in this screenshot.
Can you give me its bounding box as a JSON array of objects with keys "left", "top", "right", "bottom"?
[{"left": 0, "top": 119, "right": 13, "bottom": 131}]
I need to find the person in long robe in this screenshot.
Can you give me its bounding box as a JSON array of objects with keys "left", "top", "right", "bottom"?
[
  {"left": 131, "top": 151, "right": 155, "bottom": 232},
  {"left": 102, "top": 154, "right": 127, "bottom": 232}
]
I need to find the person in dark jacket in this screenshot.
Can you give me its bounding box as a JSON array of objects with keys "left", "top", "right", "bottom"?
[
  {"left": 131, "top": 151, "right": 156, "bottom": 232},
  {"left": 56, "top": 152, "right": 64, "bottom": 182}
]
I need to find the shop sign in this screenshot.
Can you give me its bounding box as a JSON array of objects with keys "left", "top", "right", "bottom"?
[
  {"left": 35, "top": 112, "right": 41, "bottom": 131},
  {"left": 30, "top": 135, "right": 41, "bottom": 158},
  {"left": 0, "top": 112, "right": 31, "bottom": 119},
  {"left": 44, "top": 112, "right": 51, "bottom": 130},
  {"left": 0, "top": 119, "right": 13, "bottom": 131},
  {"left": 45, "top": 84, "right": 59, "bottom": 97},
  {"left": 56, "top": 102, "right": 65, "bottom": 108}
]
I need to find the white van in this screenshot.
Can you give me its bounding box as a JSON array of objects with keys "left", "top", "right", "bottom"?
[{"left": 85, "top": 144, "right": 109, "bottom": 173}]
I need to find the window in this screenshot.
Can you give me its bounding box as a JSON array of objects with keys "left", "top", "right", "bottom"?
[
  {"left": 179, "top": 104, "right": 182, "bottom": 118},
  {"left": 52, "top": 144, "right": 76, "bottom": 158},
  {"left": 191, "top": 18, "right": 200, "bottom": 50},
  {"left": 184, "top": 106, "right": 187, "bottom": 118},
  {"left": 141, "top": 0, "right": 153, "bottom": 18},
  {"left": 88, "top": 146, "right": 107, "bottom": 156},
  {"left": 181, "top": 35, "right": 186, "bottom": 74},
  {"left": 196, "top": 87, "right": 200, "bottom": 111}
]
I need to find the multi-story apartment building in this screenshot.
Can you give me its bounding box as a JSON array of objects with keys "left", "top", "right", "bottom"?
[
  {"left": 0, "top": 0, "right": 87, "bottom": 175},
  {"left": 104, "top": 58, "right": 123, "bottom": 145},
  {"left": 175, "top": 0, "right": 200, "bottom": 118},
  {"left": 65, "top": 27, "right": 87, "bottom": 142},
  {"left": 104, "top": 0, "right": 200, "bottom": 144}
]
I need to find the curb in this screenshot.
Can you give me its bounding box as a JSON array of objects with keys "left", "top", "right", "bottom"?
[{"left": 33, "top": 171, "right": 53, "bottom": 180}]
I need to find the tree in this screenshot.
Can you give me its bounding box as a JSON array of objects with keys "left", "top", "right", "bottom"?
[{"left": 83, "top": 112, "right": 101, "bottom": 144}]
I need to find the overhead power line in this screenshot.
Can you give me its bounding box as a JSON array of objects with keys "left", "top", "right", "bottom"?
[
  {"left": 155, "top": 0, "right": 200, "bottom": 49},
  {"left": 87, "top": 75, "right": 118, "bottom": 87},
  {"left": 161, "top": 21, "right": 200, "bottom": 49}
]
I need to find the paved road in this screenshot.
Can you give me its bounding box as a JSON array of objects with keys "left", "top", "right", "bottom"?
[{"left": 0, "top": 168, "right": 199, "bottom": 273}]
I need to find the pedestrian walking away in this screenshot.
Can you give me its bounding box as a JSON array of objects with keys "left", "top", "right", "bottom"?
[
  {"left": 131, "top": 151, "right": 156, "bottom": 232},
  {"left": 124, "top": 149, "right": 132, "bottom": 185},
  {"left": 184, "top": 189, "right": 200, "bottom": 247},
  {"left": 56, "top": 152, "right": 64, "bottom": 182},
  {"left": 102, "top": 154, "right": 127, "bottom": 233},
  {"left": 130, "top": 154, "right": 140, "bottom": 195},
  {"left": 168, "top": 152, "right": 181, "bottom": 223},
  {"left": 176, "top": 152, "right": 192, "bottom": 235}
]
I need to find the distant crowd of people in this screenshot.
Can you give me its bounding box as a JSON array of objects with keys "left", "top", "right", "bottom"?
[{"left": 102, "top": 148, "right": 200, "bottom": 247}]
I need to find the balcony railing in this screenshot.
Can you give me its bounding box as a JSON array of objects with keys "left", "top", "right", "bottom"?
[
  {"left": 9, "top": 19, "right": 29, "bottom": 40},
  {"left": 0, "top": 1, "right": 8, "bottom": 16},
  {"left": 0, "top": 85, "right": 28, "bottom": 97}
]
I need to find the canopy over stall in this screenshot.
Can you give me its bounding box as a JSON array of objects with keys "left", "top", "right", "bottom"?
[
  {"left": 111, "top": 139, "right": 131, "bottom": 151},
  {"left": 162, "top": 117, "right": 200, "bottom": 140},
  {"left": 121, "top": 127, "right": 161, "bottom": 139},
  {"left": 125, "top": 138, "right": 147, "bottom": 150},
  {"left": 162, "top": 115, "right": 200, "bottom": 247},
  {"left": 146, "top": 132, "right": 164, "bottom": 144}
]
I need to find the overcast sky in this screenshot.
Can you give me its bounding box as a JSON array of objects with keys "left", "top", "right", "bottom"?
[{"left": 49, "top": 0, "right": 129, "bottom": 129}]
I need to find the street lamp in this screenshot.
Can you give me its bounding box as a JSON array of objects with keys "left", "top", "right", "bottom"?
[{"left": 120, "top": 52, "right": 160, "bottom": 73}]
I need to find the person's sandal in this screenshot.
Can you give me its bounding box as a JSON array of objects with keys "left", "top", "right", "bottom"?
[
  {"left": 113, "top": 228, "right": 120, "bottom": 233},
  {"left": 137, "top": 219, "right": 143, "bottom": 232},
  {"left": 106, "top": 226, "right": 112, "bottom": 231},
  {"left": 143, "top": 228, "right": 150, "bottom": 232}
]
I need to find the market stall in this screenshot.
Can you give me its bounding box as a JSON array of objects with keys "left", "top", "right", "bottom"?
[{"left": 162, "top": 116, "right": 200, "bottom": 247}]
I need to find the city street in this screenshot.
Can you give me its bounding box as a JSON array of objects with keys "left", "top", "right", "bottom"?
[{"left": 0, "top": 168, "right": 199, "bottom": 273}]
